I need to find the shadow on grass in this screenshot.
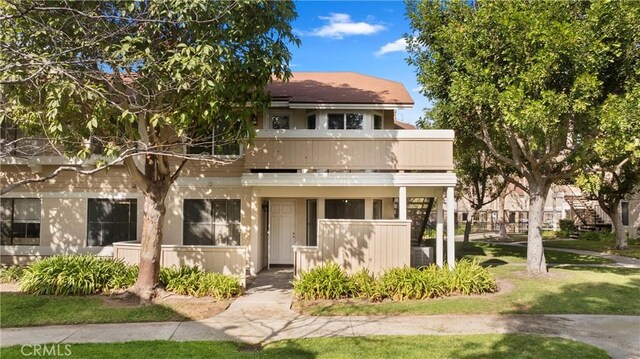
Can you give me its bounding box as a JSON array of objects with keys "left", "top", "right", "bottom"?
[{"left": 553, "top": 265, "right": 640, "bottom": 276}]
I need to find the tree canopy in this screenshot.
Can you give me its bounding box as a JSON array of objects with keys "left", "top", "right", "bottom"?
[{"left": 406, "top": 0, "right": 640, "bottom": 274}]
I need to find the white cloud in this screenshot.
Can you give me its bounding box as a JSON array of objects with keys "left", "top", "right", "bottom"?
[
  {"left": 310, "top": 13, "right": 385, "bottom": 39},
  {"left": 376, "top": 38, "right": 407, "bottom": 56}
]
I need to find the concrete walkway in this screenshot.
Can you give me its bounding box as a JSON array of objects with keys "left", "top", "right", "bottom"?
[{"left": 2, "top": 267, "right": 639, "bottom": 358}]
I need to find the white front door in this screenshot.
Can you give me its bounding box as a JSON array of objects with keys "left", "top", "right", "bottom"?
[{"left": 269, "top": 200, "right": 296, "bottom": 265}]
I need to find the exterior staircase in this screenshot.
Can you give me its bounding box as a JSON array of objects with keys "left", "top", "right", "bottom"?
[
  {"left": 563, "top": 191, "right": 611, "bottom": 238},
  {"left": 407, "top": 197, "right": 435, "bottom": 246}
]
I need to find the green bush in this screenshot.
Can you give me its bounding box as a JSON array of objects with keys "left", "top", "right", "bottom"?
[
  {"left": 349, "top": 269, "right": 379, "bottom": 300},
  {"left": 20, "top": 255, "right": 136, "bottom": 295},
  {"left": 293, "top": 262, "right": 354, "bottom": 300},
  {"left": 559, "top": 219, "right": 577, "bottom": 234},
  {"left": 294, "top": 260, "right": 498, "bottom": 302},
  {"left": 159, "top": 266, "right": 241, "bottom": 299},
  {"left": 580, "top": 231, "right": 615, "bottom": 241},
  {"left": 0, "top": 265, "right": 25, "bottom": 283}
]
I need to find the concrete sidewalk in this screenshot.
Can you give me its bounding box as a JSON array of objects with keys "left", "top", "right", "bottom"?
[{"left": 2, "top": 267, "right": 639, "bottom": 358}]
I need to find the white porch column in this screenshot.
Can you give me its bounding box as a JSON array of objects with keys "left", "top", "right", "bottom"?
[
  {"left": 399, "top": 186, "right": 407, "bottom": 220},
  {"left": 446, "top": 186, "right": 456, "bottom": 269},
  {"left": 364, "top": 198, "right": 374, "bottom": 219},
  {"left": 436, "top": 191, "right": 444, "bottom": 268}
]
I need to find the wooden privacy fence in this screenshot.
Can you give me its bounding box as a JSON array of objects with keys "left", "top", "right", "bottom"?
[
  {"left": 113, "top": 241, "right": 247, "bottom": 286},
  {"left": 293, "top": 219, "right": 411, "bottom": 276}
]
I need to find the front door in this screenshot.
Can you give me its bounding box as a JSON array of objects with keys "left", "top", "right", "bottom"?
[{"left": 269, "top": 200, "right": 296, "bottom": 265}]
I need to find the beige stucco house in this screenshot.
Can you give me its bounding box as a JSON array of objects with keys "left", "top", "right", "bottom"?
[{"left": 0, "top": 72, "right": 458, "bottom": 284}]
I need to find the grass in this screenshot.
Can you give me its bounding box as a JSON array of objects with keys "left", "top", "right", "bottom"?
[
  {"left": 299, "top": 265, "right": 640, "bottom": 316},
  {"left": 0, "top": 293, "right": 185, "bottom": 328},
  {"left": 544, "top": 239, "right": 640, "bottom": 259},
  {"left": 445, "top": 241, "right": 614, "bottom": 265},
  {"left": 0, "top": 335, "right": 608, "bottom": 359}
]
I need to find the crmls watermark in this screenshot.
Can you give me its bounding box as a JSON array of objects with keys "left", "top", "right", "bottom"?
[{"left": 20, "top": 344, "right": 72, "bottom": 357}]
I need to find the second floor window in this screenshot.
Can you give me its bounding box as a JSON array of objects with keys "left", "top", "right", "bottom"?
[
  {"left": 328, "top": 113, "right": 364, "bottom": 130},
  {"left": 271, "top": 114, "right": 290, "bottom": 129},
  {"left": 187, "top": 123, "right": 241, "bottom": 156}
]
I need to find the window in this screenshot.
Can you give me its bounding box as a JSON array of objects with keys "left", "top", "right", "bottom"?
[
  {"left": 373, "top": 199, "right": 383, "bottom": 219},
  {"left": 622, "top": 201, "right": 629, "bottom": 226},
  {"left": 307, "top": 114, "right": 316, "bottom": 129},
  {"left": 327, "top": 113, "right": 364, "bottom": 130},
  {"left": 183, "top": 199, "right": 241, "bottom": 245},
  {"left": 187, "top": 122, "right": 241, "bottom": 156},
  {"left": 1, "top": 198, "right": 41, "bottom": 245},
  {"left": 87, "top": 199, "right": 137, "bottom": 246},
  {"left": 271, "top": 114, "right": 290, "bottom": 129},
  {"left": 306, "top": 199, "right": 317, "bottom": 246},
  {"left": 325, "top": 199, "right": 365, "bottom": 219},
  {"left": 374, "top": 114, "right": 383, "bottom": 130}
]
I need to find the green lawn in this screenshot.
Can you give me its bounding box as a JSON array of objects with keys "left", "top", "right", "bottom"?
[
  {"left": 0, "top": 293, "right": 184, "bottom": 328},
  {"left": 0, "top": 335, "right": 607, "bottom": 359},
  {"left": 451, "top": 241, "right": 614, "bottom": 265},
  {"left": 544, "top": 239, "right": 640, "bottom": 259},
  {"left": 299, "top": 265, "right": 640, "bottom": 316}
]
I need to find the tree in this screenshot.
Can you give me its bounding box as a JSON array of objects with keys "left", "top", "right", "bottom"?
[
  {"left": 406, "top": 0, "right": 640, "bottom": 275},
  {"left": 1, "top": 0, "right": 299, "bottom": 301},
  {"left": 576, "top": 88, "right": 640, "bottom": 249}
]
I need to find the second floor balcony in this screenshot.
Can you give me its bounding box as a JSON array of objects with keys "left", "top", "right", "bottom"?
[{"left": 244, "top": 129, "right": 454, "bottom": 172}]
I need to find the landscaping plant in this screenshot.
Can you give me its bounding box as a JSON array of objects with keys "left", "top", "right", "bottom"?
[
  {"left": 159, "top": 266, "right": 242, "bottom": 299},
  {"left": 580, "top": 231, "right": 615, "bottom": 242},
  {"left": 292, "top": 262, "right": 355, "bottom": 300},
  {"left": 0, "top": 265, "right": 25, "bottom": 283}
]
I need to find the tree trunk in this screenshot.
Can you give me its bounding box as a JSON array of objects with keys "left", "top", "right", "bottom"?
[
  {"left": 527, "top": 183, "right": 550, "bottom": 276},
  {"left": 462, "top": 208, "right": 476, "bottom": 251},
  {"left": 497, "top": 193, "right": 508, "bottom": 239},
  {"left": 608, "top": 202, "right": 628, "bottom": 250},
  {"left": 129, "top": 185, "right": 169, "bottom": 303}
]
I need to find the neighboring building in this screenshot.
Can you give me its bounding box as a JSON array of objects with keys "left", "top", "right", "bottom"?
[
  {"left": 0, "top": 72, "right": 458, "bottom": 284},
  {"left": 456, "top": 183, "right": 639, "bottom": 239}
]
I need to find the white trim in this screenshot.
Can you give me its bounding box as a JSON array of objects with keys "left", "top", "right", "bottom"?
[
  {"left": 254, "top": 129, "right": 454, "bottom": 140},
  {"left": 287, "top": 103, "right": 413, "bottom": 110},
  {"left": 1, "top": 245, "right": 113, "bottom": 256},
  {"left": 0, "top": 155, "right": 122, "bottom": 166},
  {"left": 241, "top": 172, "right": 457, "bottom": 187},
  {"left": 0, "top": 192, "right": 139, "bottom": 199},
  {"left": 174, "top": 176, "right": 242, "bottom": 187}
]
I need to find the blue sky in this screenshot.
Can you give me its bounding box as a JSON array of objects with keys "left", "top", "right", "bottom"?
[{"left": 288, "top": 1, "right": 429, "bottom": 124}]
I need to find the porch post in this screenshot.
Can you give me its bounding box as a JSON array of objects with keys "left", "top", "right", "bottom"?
[
  {"left": 446, "top": 186, "right": 456, "bottom": 269},
  {"left": 399, "top": 186, "right": 407, "bottom": 220},
  {"left": 436, "top": 191, "right": 444, "bottom": 268}
]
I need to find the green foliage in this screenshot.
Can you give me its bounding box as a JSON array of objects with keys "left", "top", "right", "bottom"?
[
  {"left": 559, "top": 220, "right": 577, "bottom": 234},
  {"left": 159, "top": 266, "right": 241, "bottom": 299},
  {"left": 294, "top": 260, "right": 497, "bottom": 301},
  {"left": 293, "top": 262, "right": 354, "bottom": 300},
  {"left": 579, "top": 231, "right": 615, "bottom": 242},
  {"left": 20, "top": 256, "right": 136, "bottom": 295},
  {"left": 0, "top": 265, "right": 25, "bottom": 283}
]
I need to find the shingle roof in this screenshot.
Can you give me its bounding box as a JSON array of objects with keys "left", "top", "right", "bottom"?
[
  {"left": 394, "top": 120, "right": 417, "bottom": 129},
  {"left": 267, "top": 72, "right": 414, "bottom": 105}
]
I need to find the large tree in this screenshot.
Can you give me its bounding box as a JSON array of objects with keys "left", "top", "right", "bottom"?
[
  {"left": 0, "top": 0, "right": 299, "bottom": 300},
  {"left": 406, "top": 0, "right": 640, "bottom": 275}
]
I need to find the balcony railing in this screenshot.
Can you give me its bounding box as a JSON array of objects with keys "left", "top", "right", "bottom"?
[{"left": 244, "top": 129, "right": 454, "bottom": 171}]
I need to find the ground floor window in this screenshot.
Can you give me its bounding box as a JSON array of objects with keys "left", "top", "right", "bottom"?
[
  {"left": 0, "top": 198, "right": 41, "bottom": 245},
  {"left": 183, "top": 199, "right": 241, "bottom": 245},
  {"left": 325, "top": 199, "right": 365, "bottom": 219},
  {"left": 306, "top": 199, "right": 317, "bottom": 246},
  {"left": 87, "top": 199, "right": 137, "bottom": 246}
]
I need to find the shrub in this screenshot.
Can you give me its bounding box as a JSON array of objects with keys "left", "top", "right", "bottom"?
[
  {"left": 376, "top": 266, "right": 430, "bottom": 300},
  {"left": 159, "top": 266, "right": 242, "bottom": 299},
  {"left": 20, "top": 255, "right": 135, "bottom": 295},
  {"left": 293, "top": 262, "right": 354, "bottom": 300},
  {"left": 559, "top": 219, "right": 577, "bottom": 234},
  {"left": 0, "top": 265, "right": 25, "bottom": 283},
  {"left": 350, "top": 269, "right": 378, "bottom": 300},
  {"left": 448, "top": 259, "right": 497, "bottom": 295},
  {"left": 580, "top": 231, "right": 615, "bottom": 241}
]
